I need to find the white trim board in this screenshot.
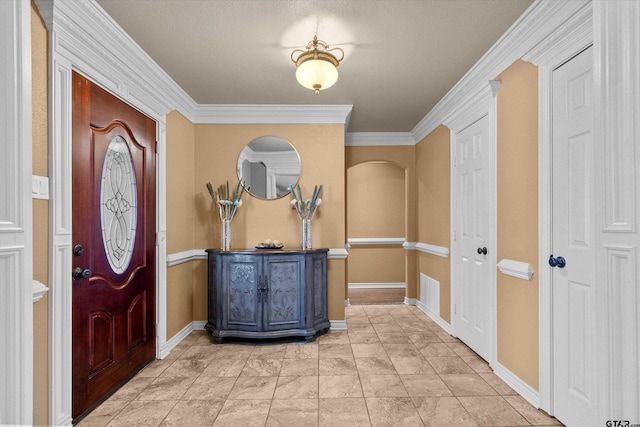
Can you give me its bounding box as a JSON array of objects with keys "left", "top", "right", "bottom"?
[
  {"left": 347, "top": 237, "right": 405, "bottom": 246},
  {"left": 348, "top": 283, "right": 405, "bottom": 289},
  {"left": 166, "top": 249, "right": 207, "bottom": 267},
  {"left": 0, "top": 1, "right": 34, "bottom": 424},
  {"left": 497, "top": 259, "right": 534, "bottom": 281},
  {"left": 403, "top": 242, "right": 449, "bottom": 258},
  {"left": 415, "top": 300, "right": 453, "bottom": 336}
]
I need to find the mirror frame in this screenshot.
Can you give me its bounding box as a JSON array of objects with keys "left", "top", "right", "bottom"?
[{"left": 237, "top": 136, "right": 301, "bottom": 200}]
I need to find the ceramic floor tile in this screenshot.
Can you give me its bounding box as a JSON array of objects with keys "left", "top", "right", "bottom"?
[
  {"left": 240, "top": 359, "right": 282, "bottom": 376},
  {"left": 382, "top": 344, "right": 422, "bottom": 358},
  {"left": 347, "top": 323, "right": 377, "bottom": 334},
  {"left": 405, "top": 332, "right": 443, "bottom": 344},
  {"left": 319, "top": 375, "right": 363, "bottom": 398},
  {"left": 77, "top": 400, "right": 125, "bottom": 427},
  {"left": 284, "top": 343, "right": 318, "bottom": 359},
  {"left": 319, "top": 398, "right": 371, "bottom": 427},
  {"left": 266, "top": 399, "right": 318, "bottom": 427},
  {"left": 108, "top": 376, "right": 154, "bottom": 401},
  {"left": 360, "top": 374, "right": 408, "bottom": 397},
  {"left": 273, "top": 375, "right": 318, "bottom": 399},
  {"left": 504, "top": 395, "right": 563, "bottom": 425},
  {"left": 365, "top": 397, "right": 424, "bottom": 427},
  {"left": 400, "top": 374, "right": 453, "bottom": 397},
  {"left": 479, "top": 372, "right": 519, "bottom": 396},
  {"left": 159, "top": 399, "right": 224, "bottom": 427},
  {"left": 376, "top": 332, "right": 414, "bottom": 344},
  {"left": 355, "top": 357, "right": 397, "bottom": 376},
  {"left": 425, "top": 356, "right": 475, "bottom": 374},
  {"left": 439, "top": 374, "right": 498, "bottom": 396},
  {"left": 348, "top": 332, "right": 381, "bottom": 344},
  {"left": 461, "top": 354, "right": 493, "bottom": 373},
  {"left": 317, "top": 330, "right": 351, "bottom": 345},
  {"left": 212, "top": 399, "right": 271, "bottom": 427},
  {"left": 280, "top": 358, "right": 319, "bottom": 376},
  {"left": 135, "top": 376, "right": 195, "bottom": 401},
  {"left": 418, "top": 343, "right": 458, "bottom": 357},
  {"left": 319, "top": 357, "right": 359, "bottom": 376},
  {"left": 318, "top": 343, "right": 354, "bottom": 359},
  {"left": 351, "top": 343, "right": 389, "bottom": 358},
  {"left": 80, "top": 306, "right": 554, "bottom": 427},
  {"left": 389, "top": 357, "right": 436, "bottom": 375},
  {"left": 249, "top": 345, "right": 287, "bottom": 360},
  {"left": 181, "top": 376, "right": 237, "bottom": 400},
  {"left": 214, "top": 345, "right": 253, "bottom": 360},
  {"left": 200, "top": 358, "right": 246, "bottom": 377},
  {"left": 179, "top": 345, "right": 218, "bottom": 361},
  {"left": 411, "top": 396, "right": 477, "bottom": 427},
  {"left": 228, "top": 376, "right": 277, "bottom": 400},
  {"left": 106, "top": 400, "right": 176, "bottom": 427},
  {"left": 458, "top": 396, "right": 530, "bottom": 426},
  {"left": 160, "top": 358, "right": 209, "bottom": 377},
  {"left": 136, "top": 359, "right": 174, "bottom": 378}
]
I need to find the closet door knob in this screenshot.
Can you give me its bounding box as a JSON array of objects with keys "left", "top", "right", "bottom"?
[{"left": 477, "top": 247, "right": 487, "bottom": 255}]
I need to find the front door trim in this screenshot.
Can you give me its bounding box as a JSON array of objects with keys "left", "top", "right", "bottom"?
[
  {"left": 521, "top": 1, "right": 592, "bottom": 416},
  {"left": 38, "top": 2, "right": 170, "bottom": 424}
]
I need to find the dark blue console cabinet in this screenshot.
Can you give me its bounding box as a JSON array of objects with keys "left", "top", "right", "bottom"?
[{"left": 205, "top": 248, "right": 330, "bottom": 343}]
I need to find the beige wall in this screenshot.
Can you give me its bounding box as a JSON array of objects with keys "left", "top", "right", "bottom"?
[
  {"left": 31, "top": 3, "right": 49, "bottom": 425},
  {"left": 348, "top": 247, "right": 405, "bottom": 283},
  {"left": 345, "top": 146, "right": 418, "bottom": 298},
  {"left": 193, "top": 124, "right": 346, "bottom": 320},
  {"left": 347, "top": 162, "right": 405, "bottom": 237},
  {"left": 495, "top": 59, "right": 539, "bottom": 390},
  {"left": 165, "top": 111, "right": 198, "bottom": 337},
  {"left": 415, "top": 125, "right": 452, "bottom": 322}
]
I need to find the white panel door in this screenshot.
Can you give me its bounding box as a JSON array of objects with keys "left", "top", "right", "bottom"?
[
  {"left": 551, "top": 46, "right": 597, "bottom": 426},
  {"left": 454, "top": 114, "right": 492, "bottom": 360}
]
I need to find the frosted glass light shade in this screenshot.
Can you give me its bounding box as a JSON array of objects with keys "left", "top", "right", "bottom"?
[{"left": 296, "top": 59, "right": 339, "bottom": 93}]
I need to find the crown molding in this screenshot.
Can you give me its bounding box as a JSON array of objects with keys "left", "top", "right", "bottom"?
[
  {"left": 411, "top": 0, "right": 591, "bottom": 142},
  {"left": 345, "top": 132, "right": 416, "bottom": 147},
  {"left": 192, "top": 104, "right": 353, "bottom": 126}
]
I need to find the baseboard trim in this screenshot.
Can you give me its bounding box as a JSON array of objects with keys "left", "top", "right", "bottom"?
[
  {"left": 493, "top": 361, "right": 540, "bottom": 408},
  {"left": 415, "top": 300, "right": 453, "bottom": 335},
  {"left": 348, "top": 282, "right": 405, "bottom": 289},
  {"left": 404, "top": 297, "right": 416, "bottom": 306},
  {"left": 330, "top": 320, "right": 348, "bottom": 330},
  {"left": 159, "top": 321, "right": 195, "bottom": 359}
]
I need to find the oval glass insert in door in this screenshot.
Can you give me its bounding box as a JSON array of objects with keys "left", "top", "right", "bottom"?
[{"left": 100, "top": 135, "right": 137, "bottom": 274}]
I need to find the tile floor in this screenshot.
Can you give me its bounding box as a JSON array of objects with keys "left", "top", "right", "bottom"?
[{"left": 79, "top": 304, "right": 563, "bottom": 426}]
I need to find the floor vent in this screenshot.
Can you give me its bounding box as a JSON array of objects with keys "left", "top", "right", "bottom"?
[{"left": 419, "top": 273, "right": 440, "bottom": 318}]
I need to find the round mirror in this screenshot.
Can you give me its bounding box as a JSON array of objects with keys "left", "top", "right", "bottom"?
[{"left": 237, "top": 136, "right": 301, "bottom": 199}]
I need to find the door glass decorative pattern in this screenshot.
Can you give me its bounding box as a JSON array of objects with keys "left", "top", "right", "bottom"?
[{"left": 100, "top": 135, "right": 137, "bottom": 274}]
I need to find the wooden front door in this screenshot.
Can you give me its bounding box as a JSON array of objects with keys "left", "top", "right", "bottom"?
[{"left": 71, "top": 72, "right": 156, "bottom": 420}]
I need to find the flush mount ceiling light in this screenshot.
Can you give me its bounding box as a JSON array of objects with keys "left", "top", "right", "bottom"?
[{"left": 291, "top": 35, "right": 344, "bottom": 95}]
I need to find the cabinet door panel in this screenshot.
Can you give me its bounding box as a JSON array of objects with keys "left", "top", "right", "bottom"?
[
  {"left": 222, "top": 255, "right": 261, "bottom": 331},
  {"left": 311, "top": 253, "right": 328, "bottom": 326},
  {"left": 264, "top": 255, "right": 304, "bottom": 331}
]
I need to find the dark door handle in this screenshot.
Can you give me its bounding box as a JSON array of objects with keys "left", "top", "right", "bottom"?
[
  {"left": 477, "top": 247, "right": 487, "bottom": 255},
  {"left": 73, "top": 267, "right": 91, "bottom": 280},
  {"left": 73, "top": 244, "right": 84, "bottom": 256},
  {"left": 548, "top": 255, "right": 566, "bottom": 268}
]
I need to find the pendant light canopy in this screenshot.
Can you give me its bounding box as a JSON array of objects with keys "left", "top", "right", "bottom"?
[{"left": 291, "top": 36, "right": 344, "bottom": 95}]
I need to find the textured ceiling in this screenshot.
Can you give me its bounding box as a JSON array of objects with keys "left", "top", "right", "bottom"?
[{"left": 96, "top": 0, "right": 534, "bottom": 132}]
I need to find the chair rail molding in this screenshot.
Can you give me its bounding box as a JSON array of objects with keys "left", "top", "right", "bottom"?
[
  {"left": 497, "top": 259, "right": 534, "bottom": 281},
  {"left": 166, "top": 249, "right": 207, "bottom": 267},
  {"left": 403, "top": 242, "right": 449, "bottom": 258}
]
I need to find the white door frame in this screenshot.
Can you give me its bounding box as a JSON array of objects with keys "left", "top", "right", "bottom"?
[
  {"left": 35, "top": 1, "right": 171, "bottom": 424},
  {"left": 0, "top": 1, "right": 34, "bottom": 424},
  {"left": 521, "top": 1, "right": 593, "bottom": 417},
  {"left": 444, "top": 81, "right": 500, "bottom": 369}
]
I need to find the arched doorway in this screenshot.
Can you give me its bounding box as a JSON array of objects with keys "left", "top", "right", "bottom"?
[{"left": 346, "top": 161, "right": 406, "bottom": 304}]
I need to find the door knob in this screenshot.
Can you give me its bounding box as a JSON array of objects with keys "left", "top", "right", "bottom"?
[
  {"left": 73, "top": 244, "right": 84, "bottom": 256},
  {"left": 477, "top": 247, "right": 487, "bottom": 255},
  {"left": 73, "top": 267, "right": 91, "bottom": 280},
  {"left": 548, "top": 255, "right": 566, "bottom": 268}
]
